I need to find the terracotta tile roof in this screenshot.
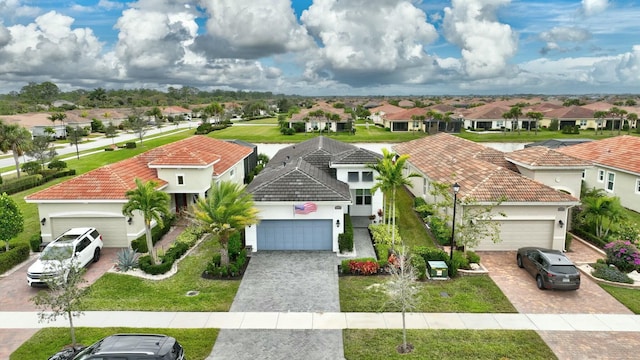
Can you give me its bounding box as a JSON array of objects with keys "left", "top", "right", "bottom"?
[
  {"left": 461, "top": 104, "right": 511, "bottom": 119},
  {"left": 26, "top": 136, "right": 252, "bottom": 201},
  {"left": 393, "top": 133, "right": 578, "bottom": 203},
  {"left": 557, "top": 135, "right": 640, "bottom": 174},
  {"left": 506, "top": 146, "right": 592, "bottom": 168},
  {"left": 290, "top": 102, "right": 350, "bottom": 121},
  {"left": 428, "top": 104, "right": 458, "bottom": 113},
  {"left": 521, "top": 102, "right": 563, "bottom": 114},
  {"left": 544, "top": 106, "right": 594, "bottom": 119},
  {"left": 386, "top": 108, "right": 430, "bottom": 120},
  {"left": 369, "top": 103, "right": 405, "bottom": 114}
]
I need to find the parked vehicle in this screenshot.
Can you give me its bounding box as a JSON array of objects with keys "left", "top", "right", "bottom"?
[
  {"left": 27, "top": 227, "right": 103, "bottom": 287},
  {"left": 48, "top": 333, "right": 185, "bottom": 360},
  {"left": 516, "top": 247, "right": 580, "bottom": 290}
]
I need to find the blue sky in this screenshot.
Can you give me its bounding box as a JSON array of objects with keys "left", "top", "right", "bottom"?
[{"left": 0, "top": 0, "right": 638, "bottom": 95}]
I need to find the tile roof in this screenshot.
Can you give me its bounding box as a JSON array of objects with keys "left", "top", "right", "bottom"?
[
  {"left": 557, "top": 135, "right": 640, "bottom": 174},
  {"left": 246, "top": 158, "right": 351, "bottom": 202},
  {"left": 393, "top": 133, "right": 579, "bottom": 204},
  {"left": 289, "top": 102, "right": 350, "bottom": 121},
  {"left": 386, "top": 107, "right": 430, "bottom": 120},
  {"left": 369, "top": 103, "right": 405, "bottom": 115},
  {"left": 26, "top": 136, "right": 252, "bottom": 201},
  {"left": 332, "top": 148, "right": 382, "bottom": 165},
  {"left": 270, "top": 136, "right": 356, "bottom": 174},
  {"left": 461, "top": 104, "right": 511, "bottom": 119},
  {"left": 544, "top": 106, "right": 594, "bottom": 119},
  {"left": 506, "top": 146, "right": 592, "bottom": 168}
]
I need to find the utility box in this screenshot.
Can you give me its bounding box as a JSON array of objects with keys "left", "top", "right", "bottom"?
[{"left": 427, "top": 260, "right": 449, "bottom": 279}]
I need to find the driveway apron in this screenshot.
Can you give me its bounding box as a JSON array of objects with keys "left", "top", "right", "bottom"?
[{"left": 209, "top": 251, "right": 344, "bottom": 360}]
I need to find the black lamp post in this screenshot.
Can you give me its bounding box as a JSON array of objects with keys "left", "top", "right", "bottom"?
[{"left": 449, "top": 182, "right": 461, "bottom": 263}]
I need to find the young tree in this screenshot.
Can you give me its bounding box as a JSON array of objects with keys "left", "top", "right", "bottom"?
[
  {"left": 122, "top": 179, "right": 170, "bottom": 265},
  {"left": 385, "top": 246, "right": 418, "bottom": 354},
  {"left": 593, "top": 111, "right": 607, "bottom": 135},
  {"left": 192, "top": 181, "right": 259, "bottom": 266},
  {"left": 0, "top": 192, "right": 23, "bottom": 251},
  {"left": 525, "top": 111, "right": 543, "bottom": 134},
  {"left": 66, "top": 126, "right": 84, "bottom": 160},
  {"left": 26, "top": 135, "right": 57, "bottom": 170},
  {"left": 126, "top": 110, "right": 147, "bottom": 144},
  {"left": 626, "top": 113, "right": 638, "bottom": 134},
  {"left": 31, "top": 259, "right": 88, "bottom": 349},
  {"left": 0, "top": 122, "right": 32, "bottom": 178},
  {"left": 104, "top": 122, "right": 117, "bottom": 144}
]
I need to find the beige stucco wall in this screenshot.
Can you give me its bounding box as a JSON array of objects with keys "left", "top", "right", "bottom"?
[
  {"left": 583, "top": 165, "right": 640, "bottom": 213},
  {"left": 156, "top": 167, "right": 213, "bottom": 193},
  {"left": 517, "top": 167, "right": 584, "bottom": 198}
]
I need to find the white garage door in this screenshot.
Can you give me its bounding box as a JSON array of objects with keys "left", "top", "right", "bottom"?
[
  {"left": 257, "top": 220, "right": 333, "bottom": 250},
  {"left": 474, "top": 220, "right": 554, "bottom": 251},
  {"left": 51, "top": 217, "right": 128, "bottom": 247}
]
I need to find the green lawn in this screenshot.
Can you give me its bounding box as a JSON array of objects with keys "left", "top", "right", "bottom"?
[
  {"left": 339, "top": 275, "right": 516, "bottom": 313},
  {"left": 599, "top": 284, "right": 640, "bottom": 314},
  {"left": 11, "top": 327, "right": 218, "bottom": 360},
  {"left": 396, "top": 187, "right": 435, "bottom": 249},
  {"left": 457, "top": 128, "right": 639, "bottom": 143},
  {"left": 344, "top": 329, "right": 557, "bottom": 360},
  {"left": 83, "top": 236, "right": 239, "bottom": 312},
  {"left": 209, "top": 124, "right": 427, "bottom": 143}
]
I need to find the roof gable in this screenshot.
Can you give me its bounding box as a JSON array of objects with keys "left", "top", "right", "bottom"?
[
  {"left": 558, "top": 135, "right": 640, "bottom": 174},
  {"left": 506, "top": 146, "right": 592, "bottom": 168}
]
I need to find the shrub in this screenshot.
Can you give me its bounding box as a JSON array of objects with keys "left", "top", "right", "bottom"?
[
  {"left": 368, "top": 223, "right": 401, "bottom": 248},
  {"left": 125, "top": 142, "right": 136, "bottom": 149},
  {"left": 205, "top": 251, "right": 247, "bottom": 277},
  {"left": 116, "top": 248, "right": 139, "bottom": 272},
  {"left": 47, "top": 159, "right": 67, "bottom": 170},
  {"left": 0, "top": 243, "right": 30, "bottom": 274},
  {"left": 0, "top": 174, "right": 43, "bottom": 195},
  {"left": 410, "top": 255, "right": 427, "bottom": 280},
  {"left": 339, "top": 214, "right": 354, "bottom": 253},
  {"left": 414, "top": 197, "right": 426, "bottom": 208},
  {"left": 348, "top": 259, "right": 380, "bottom": 275},
  {"left": 280, "top": 127, "right": 295, "bottom": 135},
  {"left": 29, "top": 233, "right": 42, "bottom": 252},
  {"left": 131, "top": 214, "right": 176, "bottom": 252},
  {"left": 415, "top": 203, "right": 435, "bottom": 219},
  {"left": 604, "top": 240, "right": 640, "bottom": 273},
  {"left": 592, "top": 263, "right": 634, "bottom": 284},
  {"left": 412, "top": 246, "right": 448, "bottom": 263},
  {"left": 428, "top": 216, "right": 451, "bottom": 246},
  {"left": 465, "top": 250, "right": 481, "bottom": 264},
  {"left": 228, "top": 232, "right": 242, "bottom": 260},
  {"left": 565, "top": 233, "right": 573, "bottom": 251},
  {"left": 22, "top": 161, "right": 42, "bottom": 175},
  {"left": 138, "top": 255, "right": 173, "bottom": 275}
]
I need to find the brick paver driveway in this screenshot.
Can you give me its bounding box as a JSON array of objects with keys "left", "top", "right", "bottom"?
[{"left": 480, "top": 239, "right": 640, "bottom": 360}]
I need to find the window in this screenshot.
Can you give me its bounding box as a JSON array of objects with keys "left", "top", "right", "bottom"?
[
  {"left": 636, "top": 179, "right": 640, "bottom": 193},
  {"left": 355, "top": 189, "right": 372, "bottom": 205},
  {"left": 581, "top": 170, "right": 585, "bottom": 180},
  {"left": 362, "top": 171, "right": 373, "bottom": 182},
  {"left": 348, "top": 172, "right": 359, "bottom": 182},
  {"left": 597, "top": 169, "right": 605, "bottom": 182},
  {"left": 177, "top": 175, "right": 184, "bottom": 185},
  {"left": 230, "top": 168, "right": 235, "bottom": 177},
  {"left": 579, "top": 119, "right": 587, "bottom": 126},
  {"left": 497, "top": 120, "right": 504, "bottom": 127},
  {"left": 413, "top": 120, "right": 420, "bottom": 128},
  {"left": 606, "top": 172, "right": 615, "bottom": 191}
]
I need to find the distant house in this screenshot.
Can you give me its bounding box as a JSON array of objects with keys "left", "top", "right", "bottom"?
[
  {"left": 162, "top": 106, "right": 192, "bottom": 120},
  {"left": 558, "top": 135, "right": 640, "bottom": 213},
  {"left": 26, "top": 136, "right": 254, "bottom": 247},
  {"left": 289, "top": 102, "right": 351, "bottom": 133},
  {"left": 394, "top": 133, "right": 586, "bottom": 251},
  {"left": 368, "top": 103, "right": 404, "bottom": 126}
]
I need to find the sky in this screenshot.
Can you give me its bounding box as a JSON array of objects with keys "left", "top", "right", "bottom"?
[{"left": 0, "top": 0, "right": 639, "bottom": 96}]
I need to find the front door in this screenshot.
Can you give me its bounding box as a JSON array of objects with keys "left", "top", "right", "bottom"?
[{"left": 175, "top": 193, "right": 188, "bottom": 214}]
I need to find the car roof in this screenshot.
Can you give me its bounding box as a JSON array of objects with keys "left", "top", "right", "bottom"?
[
  {"left": 61, "top": 227, "right": 95, "bottom": 235},
  {"left": 537, "top": 249, "right": 575, "bottom": 266},
  {"left": 93, "top": 334, "right": 174, "bottom": 356}
]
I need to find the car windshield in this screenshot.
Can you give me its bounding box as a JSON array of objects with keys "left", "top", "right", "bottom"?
[
  {"left": 41, "top": 245, "right": 73, "bottom": 260},
  {"left": 550, "top": 265, "right": 578, "bottom": 274}
]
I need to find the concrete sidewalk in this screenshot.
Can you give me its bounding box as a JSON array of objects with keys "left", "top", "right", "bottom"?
[{"left": 2, "top": 311, "right": 639, "bottom": 332}]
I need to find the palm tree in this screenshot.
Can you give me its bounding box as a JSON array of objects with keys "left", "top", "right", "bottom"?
[
  {"left": 627, "top": 113, "right": 638, "bottom": 134},
  {"left": 192, "top": 181, "right": 259, "bottom": 266},
  {"left": 581, "top": 195, "right": 626, "bottom": 239},
  {"left": 525, "top": 111, "right": 543, "bottom": 134},
  {"left": 593, "top": 111, "right": 607, "bottom": 135},
  {"left": 122, "top": 179, "right": 170, "bottom": 265},
  {"left": 368, "top": 148, "right": 396, "bottom": 229},
  {"left": 0, "top": 122, "right": 32, "bottom": 178},
  {"left": 370, "top": 149, "right": 420, "bottom": 248}
]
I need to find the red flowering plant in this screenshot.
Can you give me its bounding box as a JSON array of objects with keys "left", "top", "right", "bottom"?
[{"left": 604, "top": 240, "right": 640, "bottom": 273}]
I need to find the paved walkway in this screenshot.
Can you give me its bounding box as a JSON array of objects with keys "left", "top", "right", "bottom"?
[{"left": 2, "top": 311, "right": 639, "bottom": 331}]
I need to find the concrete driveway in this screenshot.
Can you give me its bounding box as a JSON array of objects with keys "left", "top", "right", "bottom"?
[{"left": 210, "top": 251, "right": 344, "bottom": 360}]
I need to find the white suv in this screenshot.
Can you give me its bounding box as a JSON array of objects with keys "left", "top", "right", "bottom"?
[{"left": 27, "top": 227, "right": 103, "bottom": 287}]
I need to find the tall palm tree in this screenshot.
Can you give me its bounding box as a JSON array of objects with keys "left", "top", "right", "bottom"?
[
  {"left": 122, "top": 179, "right": 170, "bottom": 265},
  {"left": 371, "top": 149, "right": 420, "bottom": 248},
  {"left": 525, "top": 111, "right": 543, "bottom": 134},
  {"left": 192, "top": 181, "right": 259, "bottom": 266},
  {"left": 368, "top": 148, "right": 395, "bottom": 229},
  {"left": 626, "top": 113, "right": 638, "bottom": 134},
  {"left": 0, "top": 122, "right": 32, "bottom": 178},
  {"left": 593, "top": 111, "right": 607, "bottom": 135}
]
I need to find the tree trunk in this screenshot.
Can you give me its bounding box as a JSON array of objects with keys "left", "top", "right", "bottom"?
[
  {"left": 401, "top": 309, "right": 407, "bottom": 352},
  {"left": 220, "top": 247, "right": 230, "bottom": 266},
  {"left": 12, "top": 151, "right": 21, "bottom": 178},
  {"left": 391, "top": 187, "right": 397, "bottom": 249},
  {"left": 145, "top": 221, "right": 158, "bottom": 265},
  {"left": 68, "top": 310, "right": 77, "bottom": 347}
]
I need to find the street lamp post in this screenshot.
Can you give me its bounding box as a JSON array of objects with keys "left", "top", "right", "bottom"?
[{"left": 449, "top": 182, "right": 461, "bottom": 263}]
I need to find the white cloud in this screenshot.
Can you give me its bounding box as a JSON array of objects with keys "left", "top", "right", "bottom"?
[
  {"left": 582, "top": 0, "right": 608, "bottom": 17},
  {"left": 300, "top": 0, "right": 440, "bottom": 86},
  {"left": 442, "top": 0, "right": 517, "bottom": 78},
  {"left": 192, "top": 0, "right": 314, "bottom": 59},
  {"left": 98, "top": 0, "right": 126, "bottom": 11},
  {"left": 539, "top": 26, "right": 591, "bottom": 55}
]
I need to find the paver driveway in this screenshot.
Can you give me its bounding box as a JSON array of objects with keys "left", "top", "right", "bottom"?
[{"left": 210, "top": 251, "right": 344, "bottom": 360}]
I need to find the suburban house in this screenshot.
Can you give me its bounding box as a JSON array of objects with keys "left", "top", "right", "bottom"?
[
  {"left": 25, "top": 136, "right": 254, "bottom": 247},
  {"left": 368, "top": 103, "right": 404, "bottom": 127},
  {"left": 393, "top": 133, "right": 588, "bottom": 251},
  {"left": 245, "top": 136, "right": 383, "bottom": 252},
  {"left": 558, "top": 135, "right": 640, "bottom": 213},
  {"left": 289, "top": 102, "right": 352, "bottom": 133},
  {"left": 162, "top": 106, "right": 192, "bottom": 120}
]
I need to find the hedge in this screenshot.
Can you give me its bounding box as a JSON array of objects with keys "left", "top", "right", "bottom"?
[
  {"left": 0, "top": 243, "right": 30, "bottom": 274},
  {"left": 130, "top": 214, "right": 176, "bottom": 253},
  {"left": 0, "top": 169, "right": 76, "bottom": 195},
  {"left": 338, "top": 214, "right": 354, "bottom": 253}
]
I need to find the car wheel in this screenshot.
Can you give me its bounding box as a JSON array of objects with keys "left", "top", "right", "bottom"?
[
  {"left": 517, "top": 255, "right": 524, "bottom": 268},
  {"left": 93, "top": 248, "right": 101, "bottom": 263},
  {"left": 536, "top": 275, "right": 545, "bottom": 290}
]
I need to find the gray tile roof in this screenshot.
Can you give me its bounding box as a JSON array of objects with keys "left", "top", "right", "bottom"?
[
  {"left": 247, "top": 157, "right": 351, "bottom": 202},
  {"left": 332, "top": 147, "right": 382, "bottom": 165}
]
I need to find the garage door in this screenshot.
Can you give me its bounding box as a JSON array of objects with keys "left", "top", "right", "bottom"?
[
  {"left": 257, "top": 220, "right": 332, "bottom": 250},
  {"left": 475, "top": 220, "right": 554, "bottom": 251},
  {"left": 51, "top": 217, "right": 128, "bottom": 247}
]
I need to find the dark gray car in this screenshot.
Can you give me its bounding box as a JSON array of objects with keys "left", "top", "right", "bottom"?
[
  {"left": 48, "top": 334, "right": 185, "bottom": 360},
  {"left": 516, "top": 247, "right": 581, "bottom": 290}
]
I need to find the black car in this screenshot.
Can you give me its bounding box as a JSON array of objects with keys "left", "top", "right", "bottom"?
[
  {"left": 516, "top": 247, "right": 581, "bottom": 290},
  {"left": 48, "top": 334, "right": 185, "bottom": 360}
]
